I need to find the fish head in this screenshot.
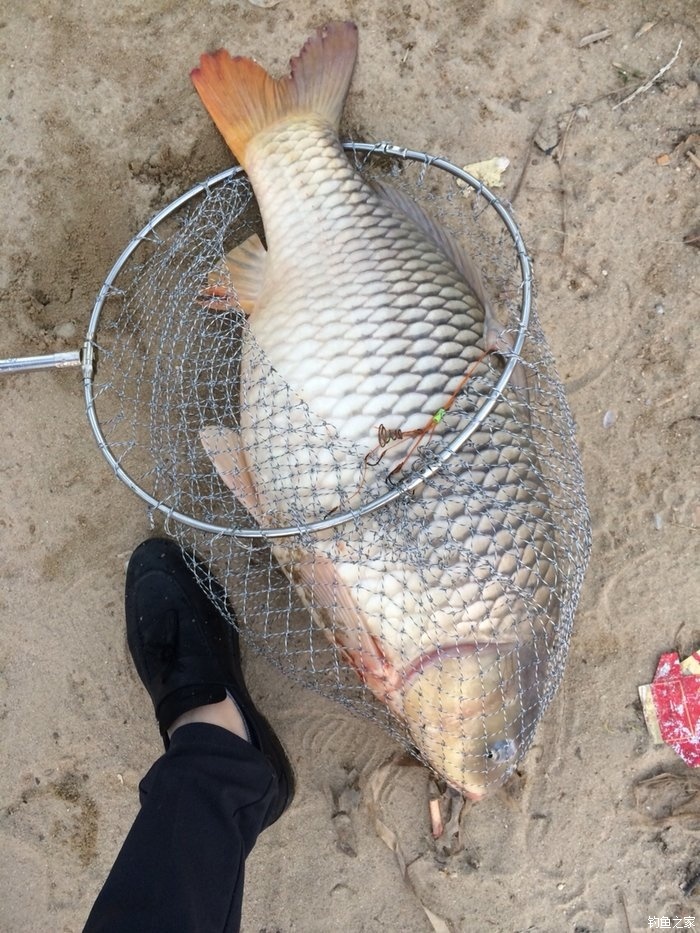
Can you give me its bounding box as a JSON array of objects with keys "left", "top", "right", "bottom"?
[{"left": 402, "top": 642, "right": 538, "bottom": 800}]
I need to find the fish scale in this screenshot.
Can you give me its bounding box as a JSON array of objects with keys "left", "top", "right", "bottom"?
[{"left": 245, "top": 119, "right": 486, "bottom": 443}]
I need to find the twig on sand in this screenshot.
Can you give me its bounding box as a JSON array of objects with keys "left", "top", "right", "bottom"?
[
  {"left": 509, "top": 121, "right": 541, "bottom": 206},
  {"left": 549, "top": 111, "right": 578, "bottom": 258},
  {"left": 558, "top": 162, "right": 569, "bottom": 258},
  {"left": 555, "top": 109, "right": 578, "bottom": 165},
  {"left": 428, "top": 797, "right": 443, "bottom": 837},
  {"left": 578, "top": 28, "right": 612, "bottom": 48},
  {"left": 612, "top": 40, "right": 683, "bottom": 110},
  {"left": 634, "top": 21, "right": 657, "bottom": 40},
  {"left": 620, "top": 891, "right": 632, "bottom": 933}
]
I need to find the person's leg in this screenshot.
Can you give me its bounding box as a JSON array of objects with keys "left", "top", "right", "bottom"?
[
  {"left": 83, "top": 539, "right": 294, "bottom": 933},
  {"left": 83, "top": 724, "right": 276, "bottom": 932}
]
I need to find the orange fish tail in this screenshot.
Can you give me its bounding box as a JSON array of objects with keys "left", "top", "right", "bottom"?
[{"left": 190, "top": 21, "right": 358, "bottom": 168}]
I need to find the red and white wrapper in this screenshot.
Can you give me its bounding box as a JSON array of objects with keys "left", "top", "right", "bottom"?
[{"left": 639, "top": 651, "right": 700, "bottom": 767}]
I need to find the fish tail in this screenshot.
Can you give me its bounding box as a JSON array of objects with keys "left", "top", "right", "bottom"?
[{"left": 190, "top": 21, "right": 358, "bottom": 168}]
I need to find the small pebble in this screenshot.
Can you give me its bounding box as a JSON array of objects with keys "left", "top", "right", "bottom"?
[
  {"left": 54, "top": 322, "right": 77, "bottom": 339},
  {"left": 602, "top": 410, "right": 616, "bottom": 429},
  {"left": 534, "top": 117, "right": 560, "bottom": 154},
  {"left": 655, "top": 303, "right": 665, "bottom": 315},
  {"left": 653, "top": 514, "right": 664, "bottom": 530}
]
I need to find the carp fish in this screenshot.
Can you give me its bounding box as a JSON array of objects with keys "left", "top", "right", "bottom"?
[{"left": 191, "top": 22, "right": 561, "bottom": 799}]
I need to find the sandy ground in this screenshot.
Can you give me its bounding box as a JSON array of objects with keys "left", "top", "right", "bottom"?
[{"left": 1, "top": 1, "right": 699, "bottom": 931}]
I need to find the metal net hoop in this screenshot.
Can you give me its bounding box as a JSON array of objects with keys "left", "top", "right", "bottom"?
[{"left": 82, "top": 142, "right": 533, "bottom": 540}]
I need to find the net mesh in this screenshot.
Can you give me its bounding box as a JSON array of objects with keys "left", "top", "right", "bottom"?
[{"left": 89, "top": 146, "right": 591, "bottom": 796}]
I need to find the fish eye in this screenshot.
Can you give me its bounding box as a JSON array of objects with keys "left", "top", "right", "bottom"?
[{"left": 486, "top": 739, "right": 517, "bottom": 763}]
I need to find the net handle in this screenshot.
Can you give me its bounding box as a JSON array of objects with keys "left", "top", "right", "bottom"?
[{"left": 83, "top": 142, "right": 532, "bottom": 540}]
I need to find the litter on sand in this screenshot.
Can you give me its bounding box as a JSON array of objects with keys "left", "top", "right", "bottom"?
[
  {"left": 639, "top": 651, "right": 700, "bottom": 767},
  {"left": 460, "top": 156, "right": 510, "bottom": 189}
]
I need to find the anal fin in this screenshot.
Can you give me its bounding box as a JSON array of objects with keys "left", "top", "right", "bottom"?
[
  {"left": 199, "top": 424, "right": 262, "bottom": 520},
  {"left": 289, "top": 550, "right": 404, "bottom": 715}
]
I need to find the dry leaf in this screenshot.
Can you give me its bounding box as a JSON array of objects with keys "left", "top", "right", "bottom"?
[
  {"left": 634, "top": 21, "right": 657, "bottom": 39},
  {"left": 365, "top": 762, "right": 454, "bottom": 933},
  {"left": 634, "top": 771, "right": 700, "bottom": 825},
  {"left": 461, "top": 157, "right": 510, "bottom": 188},
  {"left": 423, "top": 906, "right": 455, "bottom": 933},
  {"left": 578, "top": 28, "right": 612, "bottom": 48}
]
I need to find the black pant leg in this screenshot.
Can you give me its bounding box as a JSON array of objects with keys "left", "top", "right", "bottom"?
[{"left": 83, "top": 723, "right": 278, "bottom": 933}]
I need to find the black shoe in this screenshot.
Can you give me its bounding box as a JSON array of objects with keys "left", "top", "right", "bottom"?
[{"left": 125, "top": 537, "right": 294, "bottom": 826}]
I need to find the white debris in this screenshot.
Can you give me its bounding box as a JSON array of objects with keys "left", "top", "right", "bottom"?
[
  {"left": 461, "top": 157, "right": 510, "bottom": 189},
  {"left": 54, "top": 322, "right": 77, "bottom": 340}
]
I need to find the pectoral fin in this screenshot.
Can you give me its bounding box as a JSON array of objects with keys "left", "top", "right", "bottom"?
[
  {"left": 219, "top": 233, "right": 267, "bottom": 316},
  {"left": 200, "top": 233, "right": 267, "bottom": 315}
]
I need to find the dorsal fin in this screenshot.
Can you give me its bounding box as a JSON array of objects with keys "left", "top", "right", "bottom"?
[
  {"left": 372, "top": 178, "right": 529, "bottom": 386},
  {"left": 372, "top": 178, "right": 494, "bottom": 314}
]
